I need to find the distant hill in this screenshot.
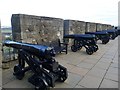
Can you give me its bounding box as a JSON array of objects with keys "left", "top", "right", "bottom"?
[
  {"left": 1, "top": 27, "right": 11, "bottom": 30},
  {"left": 1, "top": 26, "right": 12, "bottom": 33}
]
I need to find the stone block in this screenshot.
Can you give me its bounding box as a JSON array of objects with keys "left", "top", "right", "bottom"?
[
  {"left": 86, "top": 67, "right": 106, "bottom": 78},
  {"left": 64, "top": 20, "right": 86, "bottom": 44},
  {"left": 78, "top": 75, "right": 103, "bottom": 88},
  {"left": 100, "top": 79, "right": 118, "bottom": 88},
  {"left": 107, "top": 25, "right": 112, "bottom": 29},
  {"left": 11, "top": 14, "right": 64, "bottom": 45},
  {"left": 101, "top": 24, "right": 108, "bottom": 30},
  {"left": 96, "top": 23, "right": 103, "bottom": 31},
  {"left": 64, "top": 20, "right": 86, "bottom": 35},
  {"left": 86, "top": 22, "right": 97, "bottom": 32}
]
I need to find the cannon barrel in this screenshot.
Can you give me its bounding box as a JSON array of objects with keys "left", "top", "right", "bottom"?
[
  {"left": 3, "top": 40, "right": 56, "bottom": 58},
  {"left": 64, "top": 34, "right": 96, "bottom": 40}
]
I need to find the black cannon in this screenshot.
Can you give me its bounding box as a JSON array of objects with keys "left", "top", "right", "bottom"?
[
  {"left": 85, "top": 31, "right": 110, "bottom": 44},
  {"left": 97, "top": 29, "right": 118, "bottom": 40},
  {"left": 64, "top": 34, "right": 98, "bottom": 55},
  {"left": 117, "top": 29, "right": 120, "bottom": 35},
  {"left": 3, "top": 40, "right": 68, "bottom": 90}
]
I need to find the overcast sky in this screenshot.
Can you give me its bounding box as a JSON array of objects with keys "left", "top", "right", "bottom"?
[{"left": 0, "top": 0, "right": 119, "bottom": 27}]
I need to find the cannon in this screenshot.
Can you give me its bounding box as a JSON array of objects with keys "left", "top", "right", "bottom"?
[
  {"left": 97, "top": 29, "right": 118, "bottom": 40},
  {"left": 64, "top": 34, "right": 98, "bottom": 55},
  {"left": 117, "top": 29, "right": 120, "bottom": 35},
  {"left": 3, "top": 40, "right": 68, "bottom": 90},
  {"left": 85, "top": 31, "right": 110, "bottom": 44}
]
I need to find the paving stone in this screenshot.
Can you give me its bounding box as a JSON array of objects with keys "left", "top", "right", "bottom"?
[
  {"left": 63, "top": 72, "right": 83, "bottom": 87},
  {"left": 94, "top": 61, "right": 110, "bottom": 70},
  {"left": 70, "top": 66, "right": 89, "bottom": 76},
  {"left": 56, "top": 59, "right": 68, "bottom": 66},
  {"left": 3, "top": 76, "right": 29, "bottom": 88},
  {"left": 99, "top": 57, "right": 113, "bottom": 63},
  {"left": 67, "top": 59, "right": 83, "bottom": 66},
  {"left": 54, "top": 82, "right": 73, "bottom": 88},
  {"left": 78, "top": 75, "right": 102, "bottom": 88},
  {"left": 105, "top": 72, "right": 118, "bottom": 82},
  {"left": 102, "top": 55, "right": 115, "bottom": 59},
  {"left": 107, "top": 67, "right": 118, "bottom": 75},
  {"left": 24, "top": 82, "right": 35, "bottom": 89},
  {"left": 82, "top": 58, "right": 99, "bottom": 64},
  {"left": 74, "top": 85, "right": 85, "bottom": 88},
  {"left": 100, "top": 79, "right": 118, "bottom": 88},
  {"left": 2, "top": 68, "right": 16, "bottom": 85},
  {"left": 112, "top": 59, "right": 118, "bottom": 64},
  {"left": 77, "top": 62, "right": 94, "bottom": 69},
  {"left": 63, "top": 63, "right": 76, "bottom": 72},
  {"left": 104, "top": 52, "right": 116, "bottom": 55},
  {"left": 87, "top": 55, "right": 102, "bottom": 60},
  {"left": 110, "top": 62, "right": 118, "bottom": 68},
  {"left": 86, "top": 67, "right": 106, "bottom": 78},
  {"left": 3, "top": 69, "right": 33, "bottom": 88}
]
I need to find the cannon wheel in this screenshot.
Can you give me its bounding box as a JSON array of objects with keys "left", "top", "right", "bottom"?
[
  {"left": 57, "top": 65, "right": 68, "bottom": 82},
  {"left": 78, "top": 44, "right": 82, "bottom": 50},
  {"left": 102, "top": 39, "right": 109, "bottom": 44},
  {"left": 86, "top": 47, "right": 94, "bottom": 55},
  {"left": 78, "top": 46, "right": 82, "bottom": 50},
  {"left": 71, "top": 45, "right": 78, "bottom": 52},
  {"left": 18, "top": 54, "right": 25, "bottom": 68},
  {"left": 35, "top": 78, "right": 48, "bottom": 90},
  {"left": 92, "top": 45, "right": 98, "bottom": 52},
  {"left": 13, "top": 64, "right": 25, "bottom": 80}
]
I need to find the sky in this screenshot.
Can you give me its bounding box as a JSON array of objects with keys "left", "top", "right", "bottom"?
[{"left": 0, "top": 0, "right": 119, "bottom": 27}]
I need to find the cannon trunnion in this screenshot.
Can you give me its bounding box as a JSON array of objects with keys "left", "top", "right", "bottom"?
[{"left": 3, "top": 40, "right": 68, "bottom": 89}]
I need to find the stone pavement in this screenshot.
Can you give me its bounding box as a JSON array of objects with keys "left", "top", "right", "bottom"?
[{"left": 2, "top": 37, "right": 119, "bottom": 89}]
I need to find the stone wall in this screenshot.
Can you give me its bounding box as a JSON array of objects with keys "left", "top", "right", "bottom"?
[
  {"left": 97, "top": 24, "right": 113, "bottom": 31},
  {"left": 11, "top": 14, "right": 113, "bottom": 47},
  {"left": 96, "top": 23, "right": 103, "bottom": 31},
  {"left": 64, "top": 20, "right": 86, "bottom": 45},
  {"left": 107, "top": 25, "right": 113, "bottom": 30},
  {"left": 86, "top": 22, "right": 97, "bottom": 32},
  {"left": 101, "top": 24, "right": 108, "bottom": 30},
  {"left": 11, "top": 14, "right": 64, "bottom": 46},
  {"left": 63, "top": 20, "right": 112, "bottom": 45},
  {"left": 64, "top": 20, "right": 86, "bottom": 35}
]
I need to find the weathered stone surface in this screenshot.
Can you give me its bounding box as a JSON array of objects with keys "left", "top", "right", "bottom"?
[
  {"left": 64, "top": 20, "right": 112, "bottom": 45},
  {"left": 107, "top": 25, "right": 113, "bottom": 30},
  {"left": 11, "top": 14, "right": 64, "bottom": 45},
  {"left": 101, "top": 24, "right": 108, "bottom": 30},
  {"left": 96, "top": 23, "right": 112, "bottom": 31},
  {"left": 96, "top": 23, "right": 103, "bottom": 31},
  {"left": 86, "top": 22, "right": 97, "bottom": 32},
  {"left": 64, "top": 20, "right": 86, "bottom": 45},
  {"left": 11, "top": 14, "right": 113, "bottom": 46},
  {"left": 64, "top": 20, "right": 86, "bottom": 35}
]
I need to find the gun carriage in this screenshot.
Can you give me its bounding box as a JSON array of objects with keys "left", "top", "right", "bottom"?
[
  {"left": 64, "top": 34, "right": 98, "bottom": 55},
  {"left": 97, "top": 29, "right": 118, "bottom": 40},
  {"left": 85, "top": 31, "right": 110, "bottom": 44},
  {"left": 3, "top": 40, "right": 68, "bottom": 90}
]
